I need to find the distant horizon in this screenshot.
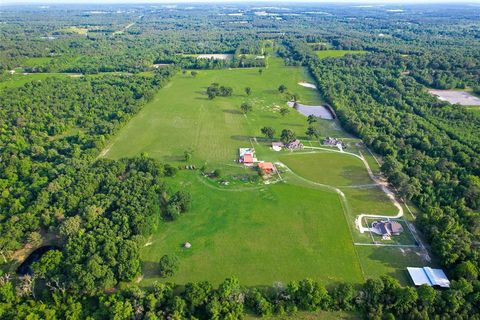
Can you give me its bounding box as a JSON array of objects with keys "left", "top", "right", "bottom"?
[{"left": 1, "top": 0, "right": 479, "bottom": 6}]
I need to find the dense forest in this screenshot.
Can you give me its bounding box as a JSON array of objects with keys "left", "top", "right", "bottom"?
[
  {"left": 281, "top": 36, "right": 480, "bottom": 318},
  {"left": 0, "top": 67, "right": 177, "bottom": 287},
  {"left": 1, "top": 3, "right": 479, "bottom": 319}
]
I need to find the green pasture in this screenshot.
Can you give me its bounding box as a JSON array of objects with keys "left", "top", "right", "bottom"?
[
  {"left": 104, "top": 56, "right": 427, "bottom": 286},
  {"left": 140, "top": 172, "right": 363, "bottom": 286},
  {"left": 0, "top": 73, "right": 74, "bottom": 90},
  {"left": 22, "top": 57, "right": 54, "bottom": 67},
  {"left": 279, "top": 152, "right": 371, "bottom": 186},
  {"left": 277, "top": 151, "right": 401, "bottom": 243},
  {"left": 315, "top": 50, "right": 367, "bottom": 59},
  {"left": 62, "top": 26, "right": 88, "bottom": 34},
  {"left": 356, "top": 246, "right": 433, "bottom": 285},
  {"left": 104, "top": 57, "right": 343, "bottom": 164}
]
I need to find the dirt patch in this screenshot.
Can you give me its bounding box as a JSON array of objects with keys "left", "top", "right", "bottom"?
[
  {"left": 197, "top": 54, "right": 233, "bottom": 60},
  {"left": 428, "top": 89, "right": 480, "bottom": 106}
]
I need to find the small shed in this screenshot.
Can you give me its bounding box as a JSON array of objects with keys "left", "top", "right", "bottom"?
[{"left": 184, "top": 242, "right": 192, "bottom": 249}]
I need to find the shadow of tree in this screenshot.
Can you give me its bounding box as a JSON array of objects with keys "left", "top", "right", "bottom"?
[
  {"left": 223, "top": 109, "right": 243, "bottom": 115},
  {"left": 230, "top": 135, "right": 251, "bottom": 141},
  {"left": 280, "top": 123, "right": 304, "bottom": 127},
  {"left": 141, "top": 261, "right": 161, "bottom": 279}
]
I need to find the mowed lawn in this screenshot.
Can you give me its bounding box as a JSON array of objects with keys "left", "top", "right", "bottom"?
[
  {"left": 104, "top": 57, "right": 344, "bottom": 164},
  {"left": 279, "top": 152, "right": 372, "bottom": 186},
  {"left": 278, "top": 151, "right": 399, "bottom": 243},
  {"left": 140, "top": 172, "right": 364, "bottom": 286}
]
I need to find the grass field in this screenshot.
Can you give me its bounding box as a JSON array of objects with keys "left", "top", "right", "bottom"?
[
  {"left": 22, "top": 57, "right": 54, "bottom": 67},
  {"left": 356, "top": 246, "right": 433, "bottom": 285},
  {"left": 104, "top": 56, "right": 429, "bottom": 287},
  {"left": 62, "top": 26, "right": 88, "bottom": 34},
  {"left": 104, "top": 57, "right": 342, "bottom": 165},
  {"left": 279, "top": 152, "right": 371, "bottom": 186},
  {"left": 247, "top": 310, "right": 359, "bottom": 320},
  {"left": 277, "top": 151, "right": 405, "bottom": 244},
  {"left": 315, "top": 50, "right": 367, "bottom": 59},
  {"left": 140, "top": 172, "right": 363, "bottom": 286}
]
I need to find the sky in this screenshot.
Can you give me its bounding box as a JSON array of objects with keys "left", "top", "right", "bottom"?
[{"left": 1, "top": 0, "right": 478, "bottom": 4}]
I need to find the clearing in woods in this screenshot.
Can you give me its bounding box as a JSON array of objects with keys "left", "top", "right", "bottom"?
[
  {"left": 104, "top": 57, "right": 428, "bottom": 286},
  {"left": 315, "top": 50, "right": 367, "bottom": 59}
]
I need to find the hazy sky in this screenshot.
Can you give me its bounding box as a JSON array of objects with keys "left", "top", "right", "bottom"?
[{"left": 1, "top": 0, "right": 478, "bottom": 4}]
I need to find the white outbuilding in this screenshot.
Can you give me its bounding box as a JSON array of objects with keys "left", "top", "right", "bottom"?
[{"left": 407, "top": 267, "right": 450, "bottom": 288}]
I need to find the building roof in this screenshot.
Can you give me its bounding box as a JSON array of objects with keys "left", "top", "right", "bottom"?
[
  {"left": 272, "top": 142, "right": 284, "bottom": 147},
  {"left": 258, "top": 162, "right": 274, "bottom": 170},
  {"left": 407, "top": 267, "right": 450, "bottom": 288},
  {"left": 239, "top": 148, "right": 255, "bottom": 157},
  {"left": 390, "top": 221, "right": 403, "bottom": 233},
  {"left": 243, "top": 154, "right": 254, "bottom": 163},
  {"left": 286, "top": 139, "right": 303, "bottom": 148},
  {"left": 371, "top": 220, "right": 404, "bottom": 236}
]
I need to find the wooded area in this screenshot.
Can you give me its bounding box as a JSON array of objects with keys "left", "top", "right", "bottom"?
[{"left": 0, "top": 3, "right": 479, "bottom": 319}]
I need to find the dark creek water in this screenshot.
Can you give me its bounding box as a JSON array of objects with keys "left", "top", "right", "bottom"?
[{"left": 16, "top": 245, "right": 60, "bottom": 276}]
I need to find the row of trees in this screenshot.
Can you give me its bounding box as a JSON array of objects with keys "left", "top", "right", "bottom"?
[{"left": 0, "top": 273, "right": 478, "bottom": 319}]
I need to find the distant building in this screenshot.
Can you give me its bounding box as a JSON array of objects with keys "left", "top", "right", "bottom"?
[
  {"left": 271, "top": 142, "right": 284, "bottom": 151},
  {"left": 258, "top": 162, "right": 275, "bottom": 174},
  {"left": 407, "top": 267, "right": 450, "bottom": 288},
  {"left": 371, "top": 220, "right": 404, "bottom": 236},
  {"left": 285, "top": 139, "right": 304, "bottom": 150},
  {"left": 323, "top": 137, "right": 346, "bottom": 148},
  {"left": 239, "top": 148, "right": 256, "bottom": 165}
]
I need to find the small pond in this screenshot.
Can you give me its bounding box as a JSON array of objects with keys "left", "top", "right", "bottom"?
[
  {"left": 16, "top": 245, "right": 60, "bottom": 276},
  {"left": 288, "top": 101, "right": 334, "bottom": 120}
]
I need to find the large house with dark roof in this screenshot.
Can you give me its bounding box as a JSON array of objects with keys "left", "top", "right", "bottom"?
[{"left": 371, "top": 220, "right": 404, "bottom": 236}]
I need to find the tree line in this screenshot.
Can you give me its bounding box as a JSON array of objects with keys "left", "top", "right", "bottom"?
[
  {"left": 1, "top": 273, "right": 478, "bottom": 319},
  {"left": 282, "top": 38, "right": 480, "bottom": 317}
]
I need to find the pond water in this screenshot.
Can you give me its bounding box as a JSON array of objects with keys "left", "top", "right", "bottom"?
[
  {"left": 288, "top": 101, "right": 334, "bottom": 119},
  {"left": 16, "top": 245, "right": 60, "bottom": 276}
]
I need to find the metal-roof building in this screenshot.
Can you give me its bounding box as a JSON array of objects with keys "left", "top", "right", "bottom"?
[{"left": 407, "top": 267, "right": 450, "bottom": 288}]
